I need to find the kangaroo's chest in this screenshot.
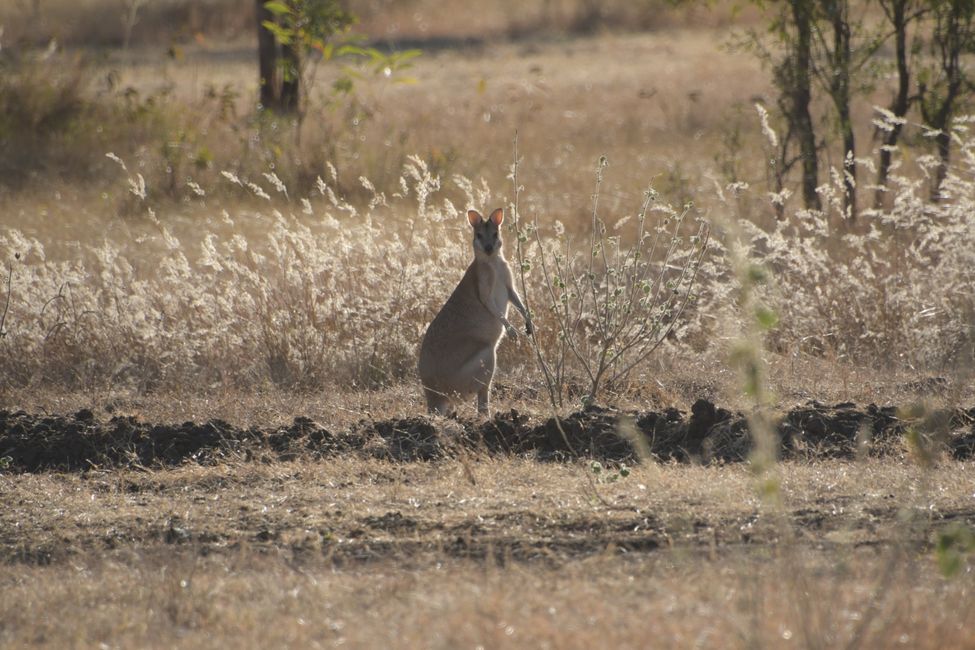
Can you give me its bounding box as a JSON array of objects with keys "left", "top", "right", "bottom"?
[
  {"left": 477, "top": 263, "right": 509, "bottom": 317},
  {"left": 490, "top": 276, "right": 509, "bottom": 316}
]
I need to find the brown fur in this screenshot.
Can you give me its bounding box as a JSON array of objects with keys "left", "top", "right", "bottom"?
[{"left": 418, "top": 208, "right": 532, "bottom": 415}]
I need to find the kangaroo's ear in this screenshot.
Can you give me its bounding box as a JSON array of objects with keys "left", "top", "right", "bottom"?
[
  {"left": 467, "top": 210, "right": 482, "bottom": 226},
  {"left": 489, "top": 208, "right": 504, "bottom": 225}
]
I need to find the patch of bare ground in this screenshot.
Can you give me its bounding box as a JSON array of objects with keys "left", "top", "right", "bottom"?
[
  {"left": 1, "top": 458, "right": 974, "bottom": 647},
  {"left": 2, "top": 457, "right": 974, "bottom": 563}
]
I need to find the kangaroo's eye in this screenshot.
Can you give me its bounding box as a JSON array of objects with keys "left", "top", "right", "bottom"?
[{"left": 476, "top": 233, "right": 482, "bottom": 239}]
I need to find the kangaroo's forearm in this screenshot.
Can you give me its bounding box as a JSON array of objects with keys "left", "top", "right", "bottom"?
[
  {"left": 507, "top": 286, "right": 533, "bottom": 335},
  {"left": 508, "top": 287, "right": 529, "bottom": 320}
]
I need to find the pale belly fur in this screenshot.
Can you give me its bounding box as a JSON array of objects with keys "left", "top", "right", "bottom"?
[
  {"left": 489, "top": 279, "right": 509, "bottom": 319},
  {"left": 485, "top": 261, "right": 510, "bottom": 320}
]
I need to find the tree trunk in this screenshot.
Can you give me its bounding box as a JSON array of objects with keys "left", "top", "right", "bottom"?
[
  {"left": 875, "top": 0, "right": 912, "bottom": 208},
  {"left": 921, "top": 2, "right": 974, "bottom": 202},
  {"left": 934, "top": 129, "right": 952, "bottom": 199},
  {"left": 926, "top": 64, "right": 961, "bottom": 203},
  {"left": 840, "top": 110, "right": 856, "bottom": 216},
  {"left": 256, "top": 0, "right": 278, "bottom": 110},
  {"left": 928, "top": 91, "right": 958, "bottom": 202},
  {"left": 280, "top": 42, "right": 301, "bottom": 113},
  {"left": 792, "top": 0, "right": 821, "bottom": 211},
  {"left": 829, "top": 0, "right": 856, "bottom": 218}
]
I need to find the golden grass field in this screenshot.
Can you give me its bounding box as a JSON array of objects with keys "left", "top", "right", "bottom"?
[
  {"left": 2, "top": 0, "right": 975, "bottom": 648},
  {"left": 0, "top": 25, "right": 772, "bottom": 222}
]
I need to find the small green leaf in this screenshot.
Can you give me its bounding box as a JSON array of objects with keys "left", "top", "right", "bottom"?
[
  {"left": 747, "top": 264, "right": 768, "bottom": 284},
  {"left": 935, "top": 525, "right": 975, "bottom": 578},
  {"left": 759, "top": 477, "right": 780, "bottom": 499},
  {"left": 392, "top": 49, "right": 422, "bottom": 64},
  {"left": 333, "top": 77, "right": 354, "bottom": 94},
  {"left": 263, "top": 1, "right": 293, "bottom": 16},
  {"left": 336, "top": 44, "right": 370, "bottom": 57},
  {"left": 261, "top": 20, "right": 293, "bottom": 45},
  {"left": 938, "top": 549, "right": 963, "bottom": 578},
  {"left": 755, "top": 306, "right": 779, "bottom": 330}
]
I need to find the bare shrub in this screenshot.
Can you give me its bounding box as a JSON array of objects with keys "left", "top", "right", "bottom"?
[
  {"left": 511, "top": 153, "right": 710, "bottom": 407},
  {"left": 0, "top": 51, "right": 91, "bottom": 180}
]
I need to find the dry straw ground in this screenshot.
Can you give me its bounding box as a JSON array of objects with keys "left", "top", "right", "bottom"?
[
  {"left": 2, "top": 459, "right": 974, "bottom": 648},
  {"left": 1, "top": 1, "right": 975, "bottom": 648}
]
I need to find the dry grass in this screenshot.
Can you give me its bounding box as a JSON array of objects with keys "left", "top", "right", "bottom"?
[
  {"left": 2, "top": 147, "right": 973, "bottom": 399},
  {"left": 0, "top": 0, "right": 255, "bottom": 48},
  {"left": 0, "top": 0, "right": 754, "bottom": 48},
  {"left": 0, "top": 27, "right": 771, "bottom": 214},
  {"left": 3, "top": 548, "right": 973, "bottom": 649},
  {"left": 1, "top": 5, "right": 974, "bottom": 649},
  {"left": 1, "top": 457, "right": 973, "bottom": 648},
  {"left": 1, "top": 351, "right": 971, "bottom": 431},
  {"left": 1, "top": 0, "right": 764, "bottom": 193},
  {"left": 2, "top": 10, "right": 971, "bottom": 398}
]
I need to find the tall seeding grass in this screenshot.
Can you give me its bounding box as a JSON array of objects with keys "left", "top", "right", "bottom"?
[
  {"left": 1, "top": 122, "right": 974, "bottom": 399},
  {"left": 740, "top": 126, "right": 975, "bottom": 369}
]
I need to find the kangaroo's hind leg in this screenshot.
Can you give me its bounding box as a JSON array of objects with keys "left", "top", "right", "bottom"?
[
  {"left": 424, "top": 386, "right": 451, "bottom": 416},
  {"left": 477, "top": 384, "right": 491, "bottom": 416},
  {"left": 457, "top": 345, "right": 496, "bottom": 416}
]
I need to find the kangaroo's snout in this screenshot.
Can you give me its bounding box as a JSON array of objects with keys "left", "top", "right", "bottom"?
[{"left": 483, "top": 244, "right": 495, "bottom": 254}]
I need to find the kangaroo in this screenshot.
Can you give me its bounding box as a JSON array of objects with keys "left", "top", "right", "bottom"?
[{"left": 418, "top": 207, "right": 533, "bottom": 416}]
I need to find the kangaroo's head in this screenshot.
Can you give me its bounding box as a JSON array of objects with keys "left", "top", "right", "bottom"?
[{"left": 468, "top": 208, "right": 504, "bottom": 259}]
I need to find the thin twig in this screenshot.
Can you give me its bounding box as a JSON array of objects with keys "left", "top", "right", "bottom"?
[
  {"left": 0, "top": 263, "right": 11, "bottom": 339},
  {"left": 509, "top": 131, "right": 579, "bottom": 458}
]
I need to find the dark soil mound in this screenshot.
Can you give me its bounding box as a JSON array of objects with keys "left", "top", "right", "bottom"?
[
  {"left": 779, "top": 402, "right": 903, "bottom": 457},
  {"left": 0, "top": 410, "right": 341, "bottom": 471},
  {"left": 362, "top": 417, "right": 444, "bottom": 461},
  {"left": 2, "top": 401, "right": 974, "bottom": 473}
]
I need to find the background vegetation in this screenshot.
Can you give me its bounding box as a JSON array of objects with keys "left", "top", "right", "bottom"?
[
  {"left": 0, "top": 2, "right": 971, "bottom": 443},
  {"left": 2, "top": 4, "right": 974, "bottom": 649},
  {"left": 1, "top": 0, "right": 973, "bottom": 404}
]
